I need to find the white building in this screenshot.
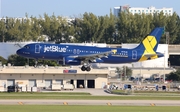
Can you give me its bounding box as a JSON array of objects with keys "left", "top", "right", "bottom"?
[
  {"left": 114, "top": 5, "right": 173, "bottom": 17},
  {"left": 94, "top": 44, "right": 169, "bottom": 68},
  {"left": 121, "top": 44, "right": 169, "bottom": 68},
  {"left": 0, "top": 42, "right": 106, "bottom": 60}
]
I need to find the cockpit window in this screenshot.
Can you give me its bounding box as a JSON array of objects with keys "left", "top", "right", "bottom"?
[{"left": 24, "top": 45, "right": 30, "bottom": 49}]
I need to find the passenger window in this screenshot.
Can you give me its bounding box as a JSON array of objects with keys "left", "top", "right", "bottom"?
[{"left": 24, "top": 46, "right": 30, "bottom": 49}]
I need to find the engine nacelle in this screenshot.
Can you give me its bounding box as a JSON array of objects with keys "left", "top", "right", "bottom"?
[
  {"left": 59, "top": 57, "right": 104, "bottom": 66},
  {"left": 89, "top": 58, "right": 104, "bottom": 63},
  {"left": 59, "top": 57, "right": 81, "bottom": 65}
]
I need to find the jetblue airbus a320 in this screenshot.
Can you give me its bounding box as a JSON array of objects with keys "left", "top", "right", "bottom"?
[{"left": 16, "top": 27, "right": 164, "bottom": 71}]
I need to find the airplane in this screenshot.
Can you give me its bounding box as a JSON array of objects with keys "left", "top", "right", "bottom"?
[{"left": 16, "top": 27, "right": 164, "bottom": 71}]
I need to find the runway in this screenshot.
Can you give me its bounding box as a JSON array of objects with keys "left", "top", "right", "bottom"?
[{"left": 0, "top": 100, "right": 180, "bottom": 106}]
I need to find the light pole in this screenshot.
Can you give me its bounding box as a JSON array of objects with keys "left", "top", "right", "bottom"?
[
  {"left": 124, "top": 66, "right": 126, "bottom": 81},
  {"left": 166, "top": 32, "right": 169, "bottom": 44},
  {"left": 140, "top": 62, "right": 142, "bottom": 83},
  {"left": 163, "top": 51, "right": 166, "bottom": 83}
]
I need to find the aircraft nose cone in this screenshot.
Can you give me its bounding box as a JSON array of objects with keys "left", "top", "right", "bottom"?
[{"left": 16, "top": 49, "right": 21, "bottom": 55}]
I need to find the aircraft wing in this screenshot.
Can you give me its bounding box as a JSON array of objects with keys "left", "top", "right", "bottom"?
[
  {"left": 144, "top": 52, "right": 164, "bottom": 58},
  {"left": 68, "top": 51, "right": 111, "bottom": 61}
]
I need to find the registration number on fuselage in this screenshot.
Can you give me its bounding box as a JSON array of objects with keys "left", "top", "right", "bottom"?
[
  {"left": 112, "top": 50, "right": 128, "bottom": 57},
  {"left": 44, "top": 45, "right": 67, "bottom": 53}
]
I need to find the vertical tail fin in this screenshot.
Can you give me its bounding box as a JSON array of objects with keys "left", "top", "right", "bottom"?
[
  {"left": 135, "top": 27, "right": 164, "bottom": 51},
  {"left": 134, "top": 27, "right": 164, "bottom": 61}
]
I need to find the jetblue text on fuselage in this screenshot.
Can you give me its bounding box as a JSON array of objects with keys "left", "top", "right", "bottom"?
[{"left": 44, "top": 45, "right": 67, "bottom": 53}]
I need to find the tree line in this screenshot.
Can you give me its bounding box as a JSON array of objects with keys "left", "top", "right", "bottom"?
[{"left": 0, "top": 11, "right": 180, "bottom": 44}]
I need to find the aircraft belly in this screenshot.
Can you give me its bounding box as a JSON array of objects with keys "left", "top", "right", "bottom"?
[
  {"left": 33, "top": 53, "right": 61, "bottom": 60},
  {"left": 101, "top": 57, "right": 137, "bottom": 64}
]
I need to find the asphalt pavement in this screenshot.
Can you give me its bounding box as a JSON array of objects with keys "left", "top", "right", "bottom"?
[{"left": 0, "top": 99, "right": 180, "bottom": 106}]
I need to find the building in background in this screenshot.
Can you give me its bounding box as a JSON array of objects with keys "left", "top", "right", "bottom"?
[
  {"left": 114, "top": 5, "right": 173, "bottom": 17},
  {"left": 94, "top": 44, "right": 169, "bottom": 68}
]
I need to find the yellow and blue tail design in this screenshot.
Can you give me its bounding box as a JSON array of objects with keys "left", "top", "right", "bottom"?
[{"left": 134, "top": 27, "right": 164, "bottom": 61}]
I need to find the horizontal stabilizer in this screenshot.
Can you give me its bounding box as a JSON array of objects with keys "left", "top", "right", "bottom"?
[{"left": 143, "top": 52, "right": 164, "bottom": 60}]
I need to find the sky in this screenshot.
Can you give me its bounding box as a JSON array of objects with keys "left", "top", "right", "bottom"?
[{"left": 0, "top": 0, "right": 179, "bottom": 18}]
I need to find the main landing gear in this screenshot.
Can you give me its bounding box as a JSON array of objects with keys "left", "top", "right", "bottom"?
[
  {"left": 81, "top": 65, "right": 91, "bottom": 72},
  {"left": 80, "top": 62, "right": 91, "bottom": 71}
]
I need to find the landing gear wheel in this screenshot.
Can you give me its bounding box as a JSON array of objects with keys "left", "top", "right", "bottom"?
[
  {"left": 86, "top": 67, "right": 91, "bottom": 72},
  {"left": 81, "top": 66, "right": 86, "bottom": 71},
  {"left": 81, "top": 66, "right": 91, "bottom": 71}
]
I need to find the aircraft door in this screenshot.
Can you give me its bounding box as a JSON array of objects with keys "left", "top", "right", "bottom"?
[
  {"left": 73, "top": 49, "right": 80, "bottom": 54},
  {"left": 77, "top": 49, "right": 80, "bottom": 54},
  {"left": 73, "top": 49, "right": 76, "bottom": 54},
  {"left": 132, "top": 50, "right": 137, "bottom": 60},
  {"left": 35, "top": 44, "right": 40, "bottom": 53}
]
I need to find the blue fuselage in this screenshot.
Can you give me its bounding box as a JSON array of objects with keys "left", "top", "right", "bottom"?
[
  {"left": 16, "top": 43, "right": 145, "bottom": 65},
  {"left": 16, "top": 27, "right": 165, "bottom": 66}
]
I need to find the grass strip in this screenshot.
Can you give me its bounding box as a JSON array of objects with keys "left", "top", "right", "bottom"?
[{"left": 0, "top": 105, "right": 180, "bottom": 112}]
